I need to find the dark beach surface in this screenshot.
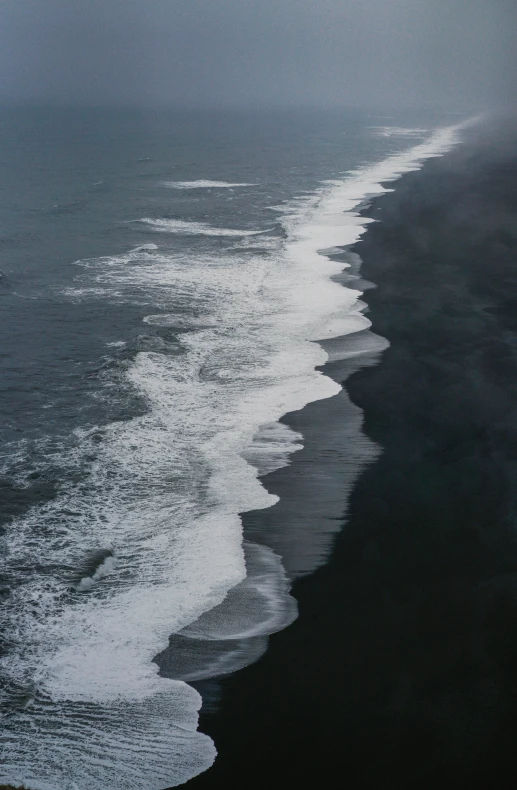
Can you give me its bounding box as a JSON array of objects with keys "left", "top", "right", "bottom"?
[{"left": 183, "top": 118, "right": 517, "bottom": 790}]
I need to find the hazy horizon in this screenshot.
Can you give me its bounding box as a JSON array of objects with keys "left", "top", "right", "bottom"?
[{"left": 1, "top": 0, "right": 515, "bottom": 113}]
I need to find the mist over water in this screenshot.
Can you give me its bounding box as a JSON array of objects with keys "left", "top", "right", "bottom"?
[{"left": 0, "top": 0, "right": 515, "bottom": 110}]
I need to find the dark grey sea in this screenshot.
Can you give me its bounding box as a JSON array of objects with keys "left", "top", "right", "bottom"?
[{"left": 0, "top": 106, "right": 467, "bottom": 790}]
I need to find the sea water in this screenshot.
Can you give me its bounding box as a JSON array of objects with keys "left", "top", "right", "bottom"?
[{"left": 0, "top": 107, "right": 468, "bottom": 789}]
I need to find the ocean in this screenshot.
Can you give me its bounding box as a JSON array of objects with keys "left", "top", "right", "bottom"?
[{"left": 0, "top": 106, "right": 468, "bottom": 790}]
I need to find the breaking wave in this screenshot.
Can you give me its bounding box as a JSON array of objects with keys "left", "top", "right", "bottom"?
[{"left": 136, "top": 218, "right": 266, "bottom": 236}]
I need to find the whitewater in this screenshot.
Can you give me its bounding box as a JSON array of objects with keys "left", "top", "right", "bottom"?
[{"left": 0, "top": 121, "right": 469, "bottom": 790}]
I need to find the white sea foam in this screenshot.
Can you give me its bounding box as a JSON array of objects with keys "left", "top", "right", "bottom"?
[
  {"left": 137, "top": 218, "right": 264, "bottom": 236},
  {"left": 163, "top": 180, "right": 255, "bottom": 189},
  {"left": 0, "top": 119, "right": 473, "bottom": 790}
]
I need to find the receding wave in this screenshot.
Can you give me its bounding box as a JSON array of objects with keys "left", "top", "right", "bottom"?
[{"left": 156, "top": 542, "right": 298, "bottom": 682}]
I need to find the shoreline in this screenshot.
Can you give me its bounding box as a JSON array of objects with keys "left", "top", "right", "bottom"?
[
  {"left": 0, "top": 120, "right": 469, "bottom": 790},
  {"left": 155, "top": 125, "right": 463, "bottom": 724},
  {"left": 185, "top": 117, "right": 517, "bottom": 789}
]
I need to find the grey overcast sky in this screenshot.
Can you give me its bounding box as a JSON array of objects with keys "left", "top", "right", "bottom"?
[{"left": 0, "top": 0, "right": 515, "bottom": 110}]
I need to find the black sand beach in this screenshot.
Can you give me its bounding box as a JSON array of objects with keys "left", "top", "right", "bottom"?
[{"left": 184, "top": 119, "right": 517, "bottom": 790}]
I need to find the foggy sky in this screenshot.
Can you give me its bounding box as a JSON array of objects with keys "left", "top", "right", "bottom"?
[{"left": 0, "top": 0, "right": 515, "bottom": 111}]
